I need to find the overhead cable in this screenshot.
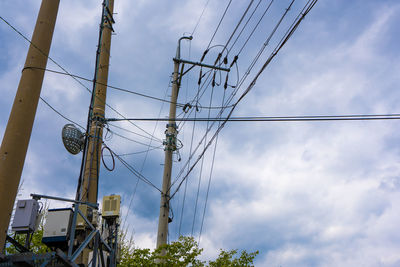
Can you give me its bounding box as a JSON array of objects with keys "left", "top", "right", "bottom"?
[
  {"left": 220, "top": 0, "right": 255, "bottom": 57},
  {"left": 39, "top": 96, "right": 86, "bottom": 130},
  {"left": 205, "top": 0, "right": 233, "bottom": 51},
  {"left": 26, "top": 67, "right": 230, "bottom": 110},
  {"left": 0, "top": 15, "right": 161, "bottom": 141},
  {"left": 107, "top": 129, "right": 163, "bottom": 148},
  {"left": 169, "top": 0, "right": 320, "bottom": 200},
  {"left": 198, "top": 85, "right": 227, "bottom": 245},
  {"left": 107, "top": 122, "right": 163, "bottom": 143},
  {"left": 103, "top": 146, "right": 162, "bottom": 157},
  {"left": 191, "top": 80, "right": 217, "bottom": 236},
  {"left": 191, "top": 0, "right": 211, "bottom": 36},
  {"left": 106, "top": 113, "right": 400, "bottom": 122},
  {"left": 236, "top": 0, "right": 275, "bottom": 56},
  {"left": 228, "top": 0, "right": 264, "bottom": 54},
  {"left": 173, "top": 0, "right": 281, "bottom": 183},
  {"left": 122, "top": 78, "right": 171, "bottom": 228},
  {"left": 108, "top": 146, "right": 162, "bottom": 193}
]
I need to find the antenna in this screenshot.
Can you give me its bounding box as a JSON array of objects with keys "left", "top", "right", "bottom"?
[{"left": 61, "top": 124, "right": 84, "bottom": 155}]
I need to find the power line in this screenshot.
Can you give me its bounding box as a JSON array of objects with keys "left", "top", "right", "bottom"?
[
  {"left": 234, "top": 0, "right": 295, "bottom": 96},
  {"left": 171, "top": 0, "right": 292, "bottom": 190},
  {"left": 220, "top": 0, "right": 255, "bottom": 57},
  {"left": 39, "top": 96, "right": 86, "bottom": 130},
  {"left": 205, "top": 0, "right": 233, "bottom": 50},
  {"left": 191, "top": 0, "right": 309, "bottom": 145},
  {"left": 169, "top": 0, "right": 320, "bottom": 200},
  {"left": 177, "top": 41, "right": 197, "bottom": 237},
  {"left": 107, "top": 146, "right": 162, "bottom": 193},
  {"left": 191, "top": 81, "right": 217, "bottom": 236},
  {"left": 1, "top": 13, "right": 168, "bottom": 208},
  {"left": 107, "top": 129, "right": 163, "bottom": 148},
  {"left": 0, "top": 15, "right": 91, "bottom": 94},
  {"left": 122, "top": 77, "right": 171, "bottom": 229},
  {"left": 191, "top": 0, "right": 211, "bottom": 36},
  {"left": 0, "top": 15, "right": 160, "bottom": 142},
  {"left": 178, "top": 76, "right": 209, "bottom": 236},
  {"left": 28, "top": 67, "right": 184, "bottom": 107},
  {"left": 198, "top": 85, "right": 227, "bottom": 245},
  {"left": 171, "top": 0, "right": 299, "bottom": 177},
  {"left": 25, "top": 66, "right": 231, "bottom": 110},
  {"left": 234, "top": 0, "right": 318, "bottom": 106},
  {"left": 106, "top": 113, "right": 400, "bottom": 122},
  {"left": 178, "top": 110, "right": 197, "bottom": 236},
  {"left": 219, "top": 0, "right": 294, "bottom": 117},
  {"left": 198, "top": 116, "right": 219, "bottom": 245},
  {"left": 227, "top": 0, "right": 264, "bottom": 54},
  {"left": 236, "top": 0, "right": 275, "bottom": 56},
  {"left": 103, "top": 146, "right": 162, "bottom": 157},
  {"left": 107, "top": 122, "right": 163, "bottom": 143}
]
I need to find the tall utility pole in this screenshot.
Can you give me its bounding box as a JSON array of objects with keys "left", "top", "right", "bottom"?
[
  {"left": 156, "top": 37, "right": 230, "bottom": 249},
  {"left": 79, "top": 0, "right": 115, "bottom": 205},
  {"left": 157, "top": 36, "right": 192, "bottom": 248},
  {"left": 76, "top": 0, "right": 115, "bottom": 264},
  {"left": 0, "top": 0, "right": 60, "bottom": 252}
]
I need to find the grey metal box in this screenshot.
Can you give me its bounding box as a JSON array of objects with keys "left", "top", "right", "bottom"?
[
  {"left": 11, "top": 199, "right": 39, "bottom": 232},
  {"left": 42, "top": 208, "right": 72, "bottom": 245}
]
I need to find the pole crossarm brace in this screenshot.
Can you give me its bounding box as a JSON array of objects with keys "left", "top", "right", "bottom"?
[
  {"left": 173, "top": 58, "right": 230, "bottom": 74},
  {"left": 70, "top": 230, "right": 98, "bottom": 262},
  {"left": 66, "top": 203, "right": 111, "bottom": 263},
  {"left": 30, "top": 194, "right": 98, "bottom": 209}
]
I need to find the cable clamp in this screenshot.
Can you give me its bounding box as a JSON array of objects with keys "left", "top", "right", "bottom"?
[
  {"left": 92, "top": 115, "right": 106, "bottom": 125},
  {"left": 166, "top": 123, "right": 177, "bottom": 129}
]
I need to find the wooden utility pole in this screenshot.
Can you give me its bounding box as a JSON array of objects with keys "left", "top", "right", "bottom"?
[
  {"left": 0, "top": 0, "right": 60, "bottom": 252},
  {"left": 156, "top": 36, "right": 192, "bottom": 249}
]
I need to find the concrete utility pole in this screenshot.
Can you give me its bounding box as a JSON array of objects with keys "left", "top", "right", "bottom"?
[
  {"left": 0, "top": 0, "right": 60, "bottom": 252},
  {"left": 156, "top": 36, "right": 192, "bottom": 249},
  {"left": 79, "top": 0, "right": 115, "bottom": 205},
  {"left": 76, "top": 0, "right": 115, "bottom": 264},
  {"left": 156, "top": 36, "right": 230, "bottom": 249}
]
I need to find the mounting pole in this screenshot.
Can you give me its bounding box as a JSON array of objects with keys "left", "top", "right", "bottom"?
[
  {"left": 79, "top": 0, "right": 115, "bottom": 205},
  {"left": 76, "top": 0, "right": 115, "bottom": 264},
  {"left": 156, "top": 36, "right": 192, "bottom": 249},
  {"left": 0, "top": 0, "right": 60, "bottom": 252}
]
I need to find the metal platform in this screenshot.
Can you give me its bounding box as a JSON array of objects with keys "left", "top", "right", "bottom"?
[{"left": 0, "top": 250, "right": 76, "bottom": 267}]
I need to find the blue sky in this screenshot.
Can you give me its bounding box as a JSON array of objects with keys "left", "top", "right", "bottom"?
[{"left": 1, "top": 0, "right": 400, "bottom": 266}]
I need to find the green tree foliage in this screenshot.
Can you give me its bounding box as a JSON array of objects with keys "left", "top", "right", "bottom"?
[
  {"left": 118, "top": 236, "right": 259, "bottom": 267},
  {"left": 5, "top": 226, "right": 50, "bottom": 255},
  {"left": 6, "top": 218, "right": 258, "bottom": 266}
]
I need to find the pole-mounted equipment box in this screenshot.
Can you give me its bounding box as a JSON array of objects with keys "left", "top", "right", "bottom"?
[
  {"left": 102, "top": 195, "right": 120, "bottom": 218},
  {"left": 11, "top": 199, "right": 39, "bottom": 233},
  {"left": 75, "top": 204, "right": 88, "bottom": 230},
  {"left": 42, "top": 208, "right": 73, "bottom": 249}
]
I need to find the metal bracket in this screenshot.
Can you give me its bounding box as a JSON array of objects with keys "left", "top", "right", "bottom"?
[
  {"left": 30, "top": 194, "right": 98, "bottom": 209},
  {"left": 173, "top": 58, "right": 230, "bottom": 73},
  {"left": 5, "top": 235, "right": 29, "bottom": 253},
  {"left": 166, "top": 123, "right": 177, "bottom": 129}
]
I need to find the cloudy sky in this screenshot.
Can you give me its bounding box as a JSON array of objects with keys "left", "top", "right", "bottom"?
[{"left": 1, "top": 0, "right": 400, "bottom": 266}]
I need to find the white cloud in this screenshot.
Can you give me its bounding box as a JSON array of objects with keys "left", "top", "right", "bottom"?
[{"left": 2, "top": 1, "right": 400, "bottom": 266}]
